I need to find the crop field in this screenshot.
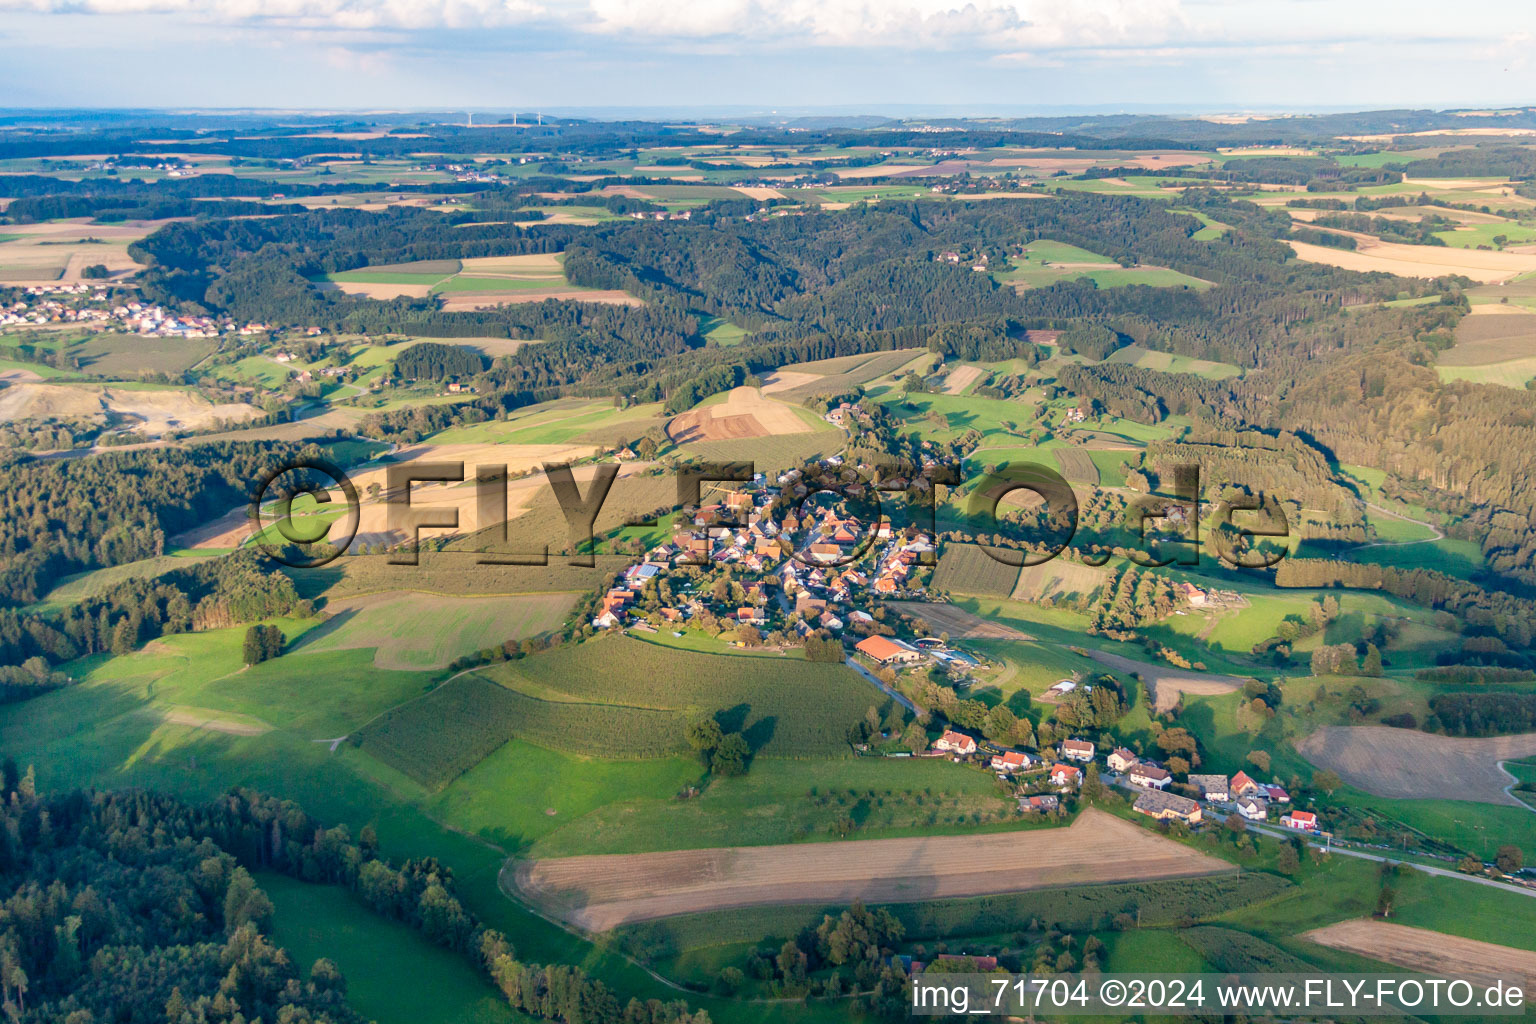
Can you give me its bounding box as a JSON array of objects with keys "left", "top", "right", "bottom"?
[
  {"left": 0, "top": 218, "right": 149, "bottom": 284},
  {"left": 72, "top": 333, "right": 219, "bottom": 377},
  {"left": 512, "top": 809, "right": 1232, "bottom": 931},
  {"left": 482, "top": 633, "right": 877, "bottom": 757},
  {"left": 939, "top": 364, "right": 984, "bottom": 394},
  {"left": 262, "top": 873, "right": 525, "bottom": 1024},
  {"left": 285, "top": 552, "right": 634, "bottom": 602},
  {"left": 426, "top": 396, "right": 667, "bottom": 446},
  {"left": 1305, "top": 920, "right": 1536, "bottom": 998},
  {"left": 1288, "top": 236, "right": 1536, "bottom": 283},
  {"left": 1053, "top": 447, "right": 1099, "bottom": 484},
  {"left": 354, "top": 673, "right": 524, "bottom": 788},
  {"left": 1439, "top": 310, "right": 1536, "bottom": 366},
  {"left": 930, "top": 542, "right": 1022, "bottom": 598},
  {"left": 1295, "top": 725, "right": 1536, "bottom": 804},
  {"left": 886, "top": 600, "right": 1034, "bottom": 640},
  {"left": 293, "top": 591, "right": 576, "bottom": 669},
  {"left": 1010, "top": 559, "right": 1108, "bottom": 603},
  {"left": 667, "top": 386, "right": 821, "bottom": 443},
  {"left": 763, "top": 349, "right": 931, "bottom": 402}
]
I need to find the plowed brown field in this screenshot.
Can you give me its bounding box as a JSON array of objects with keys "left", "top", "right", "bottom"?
[{"left": 511, "top": 808, "right": 1230, "bottom": 931}]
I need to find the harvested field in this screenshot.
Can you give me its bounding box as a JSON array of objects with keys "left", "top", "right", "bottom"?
[
  {"left": 770, "top": 350, "right": 931, "bottom": 403},
  {"left": 1287, "top": 237, "right": 1536, "bottom": 284},
  {"left": 1304, "top": 920, "right": 1536, "bottom": 998},
  {"left": 731, "top": 186, "right": 785, "bottom": 200},
  {"left": 759, "top": 370, "right": 823, "bottom": 394},
  {"left": 295, "top": 591, "right": 576, "bottom": 670},
  {"left": 438, "top": 288, "right": 643, "bottom": 310},
  {"left": 1053, "top": 447, "right": 1100, "bottom": 485},
  {"left": 886, "top": 601, "right": 1033, "bottom": 641},
  {"left": 940, "top": 365, "right": 984, "bottom": 395},
  {"left": 1295, "top": 725, "right": 1536, "bottom": 805},
  {"left": 511, "top": 808, "right": 1232, "bottom": 932},
  {"left": 667, "top": 386, "right": 815, "bottom": 444},
  {"left": 1079, "top": 648, "right": 1246, "bottom": 712},
  {"left": 1011, "top": 560, "right": 1108, "bottom": 603},
  {"left": 325, "top": 280, "right": 434, "bottom": 299},
  {"left": 1440, "top": 311, "right": 1536, "bottom": 365}
]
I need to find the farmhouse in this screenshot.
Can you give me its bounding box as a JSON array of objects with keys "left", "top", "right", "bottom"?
[
  {"left": 1129, "top": 764, "right": 1172, "bottom": 790},
  {"left": 933, "top": 730, "right": 977, "bottom": 756},
  {"left": 1189, "top": 774, "right": 1229, "bottom": 801},
  {"left": 1282, "top": 810, "right": 1319, "bottom": 832},
  {"left": 855, "top": 635, "right": 921, "bottom": 665},
  {"left": 1132, "top": 790, "right": 1203, "bottom": 825},
  {"left": 1061, "top": 739, "right": 1095, "bottom": 762},
  {"left": 1230, "top": 771, "right": 1262, "bottom": 797},
  {"left": 1237, "top": 796, "right": 1268, "bottom": 821},
  {"left": 991, "top": 750, "right": 1032, "bottom": 773},
  {"left": 1049, "top": 763, "right": 1082, "bottom": 788},
  {"left": 1263, "top": 784, "right": 1291, "bottom": 804},
  {"left": 1107, "top": 748, "right": 1138, "bottom": 773}
]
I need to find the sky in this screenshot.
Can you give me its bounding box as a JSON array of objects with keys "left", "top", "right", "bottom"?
[{"left": 0, "top": 0, "right": 1533, "bottom": 112}]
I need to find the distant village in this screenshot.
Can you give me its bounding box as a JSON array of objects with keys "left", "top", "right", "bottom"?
[{"left": 2, "top": 284, "right": 271, "bottom": 338}]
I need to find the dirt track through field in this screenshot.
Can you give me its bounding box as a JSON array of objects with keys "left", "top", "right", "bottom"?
[
  {"left": 1078, "top": 649, "right": 1246, "bottom": 712},
  {"left": 512, "top": 809, "right": 1231, "bottom": 931},
  {"left": 1296, "top": 725, "right": 1536, "bottom": 805},
  {"left": 1305, "top": 919, "right": 1536, "bottom": 997}
]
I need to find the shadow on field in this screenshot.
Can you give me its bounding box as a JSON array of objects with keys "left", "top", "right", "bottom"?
[{"left": 282, "top": 608, "right": 359, "bottom": 654}]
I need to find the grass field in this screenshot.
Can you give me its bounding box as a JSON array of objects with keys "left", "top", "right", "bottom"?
[
  {"left": 262, "top": 873, "right": 529, "bottom": 1024},
  {"left": 528, "top": 755, "right": 1022, "bottom": 858},
  {"left": 992, "top": 240, "right": 1212, "bottom": 291},
  {"left": 483, "top": 633, "right": 879, "bottom": 757},
  {"left": 295, "top": 591, "right": 576, "bottom": 669}
]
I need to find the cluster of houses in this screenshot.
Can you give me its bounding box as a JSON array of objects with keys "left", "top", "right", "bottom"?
[
  {"left": 2, "top": 287, "right": 269, "bottom": 338},
  {"left": 923, "top": 727, "right": 1323, "bottom": 833},
  {"left": 628, "top": 210, "right": 694, "bottom": 221},
  {"left": 591, "top": 467, "right": 938, "bottom": 644}
]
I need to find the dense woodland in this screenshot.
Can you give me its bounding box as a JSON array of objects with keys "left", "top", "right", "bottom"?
[
  {"left": 0, "top": 781, "right": 714, "bottom": 1024},
  {"left": 0, "top": 441, "right": 310, "bottom": 607}
]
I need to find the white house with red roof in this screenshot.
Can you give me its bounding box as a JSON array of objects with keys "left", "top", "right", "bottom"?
[
  {"left": 1281, "top": 810, "right": 1318, "bottom": 831},
  {"left": 933, "top": 730, "right": 977, "bottom": 756}
]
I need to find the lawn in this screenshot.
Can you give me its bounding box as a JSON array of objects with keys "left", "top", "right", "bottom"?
[
  {"left": 427, "top": 739, "right": 700, "bottom": 852},
  {"left": 262, "top": 873, "right": 530, "bottom": 1024},
  {"left": 528, "top": 755, "right": 1021, "bottom": 857}
]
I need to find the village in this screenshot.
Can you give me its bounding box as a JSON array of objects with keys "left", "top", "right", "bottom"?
[
  {"left": 576, "top": 457, "right": 1328, "bottom": 839},
  {"left": 1, "top": 284, "right": 271, "bottom": 338}
]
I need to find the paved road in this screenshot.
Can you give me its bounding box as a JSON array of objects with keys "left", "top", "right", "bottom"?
[
  {"left": 845, "top": 656, "right": 920, "bottom": 714},
  {"left": 1247, "top": 822, "right": 1536, "bottom": 900}
]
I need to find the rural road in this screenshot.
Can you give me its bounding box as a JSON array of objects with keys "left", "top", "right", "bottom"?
[
  {"left": 846, "top": 657, "right": 920, "bottom": 714},
  {"left": 1247, "top": 822, "right": 1536, "bottom": 900},
  {"left": 1357, "top": 501, "right": 1445, "bottom": 549}
]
